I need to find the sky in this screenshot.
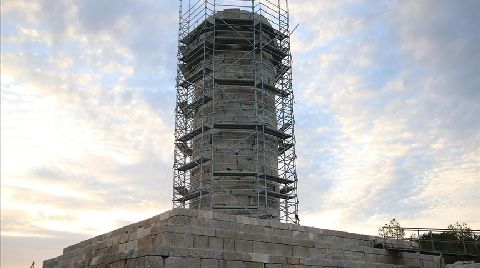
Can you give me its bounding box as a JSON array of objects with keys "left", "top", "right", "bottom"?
[{"left": 1, "top": 0, "right": 479, "bottom": 267}]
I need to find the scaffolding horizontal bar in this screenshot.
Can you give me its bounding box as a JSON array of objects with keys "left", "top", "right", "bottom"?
[
  {"left": 256, "top": 82, "right": 288, "bottom": 97},
  {"left": 213, "top": 171, "right": 257, "bottom": 177},
  {"left": 215, "top": 78, "right": 289, "bottom": 97},
  {"left": 174, "top": 190, "right": 209, "bottom": 202},
  {"left": 215, "top": 36, "right": 252, "bottom": 46},
  {"left": 259, "top": 173, "right": 294, "bottom": 184},
  {"left": 260, "top": 190, "right": 294, "bottom": 199},
  {"left": 176, "top": 157, "right": 211, "bottom": 172},
  {"left": 212, "top": 205, "right": 259, "bottom": 210},
  {"left": 263, "top": 127, "right": 292, "bottom": 139},
  {"left": 213, "top": 123, "right": 291, "bottom": 139},
  {"left": 177, "top": 125, "right": 210, "bottom": 142}
]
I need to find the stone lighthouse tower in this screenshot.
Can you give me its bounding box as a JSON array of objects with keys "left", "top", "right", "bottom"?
[{"left": 173, "top": 4, "right": 298, "bottom": 223}]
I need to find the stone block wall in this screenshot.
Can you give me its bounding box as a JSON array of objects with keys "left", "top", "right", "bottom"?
[{"left": 44, "top": 208, "right": 443, "bottom": 268}]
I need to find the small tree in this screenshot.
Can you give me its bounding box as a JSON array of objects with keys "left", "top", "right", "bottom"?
[
  {"left": 378, "top": 218, "right": 405, "bottom": 238},
  {"left": 446, "top": 222, "right": 475, "bottom": 240}
]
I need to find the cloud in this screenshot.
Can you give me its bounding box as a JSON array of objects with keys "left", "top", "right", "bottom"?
[
  {"left": 291, "top": 0, "right": 479, "bottom": 231},
  {"left": 1, "top": 1, "right": 479, "bottom": 267}
]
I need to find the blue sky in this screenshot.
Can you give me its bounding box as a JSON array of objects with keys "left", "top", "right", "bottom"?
[{"left": 1, "top": 0, "right": 479, "bottom": 267}]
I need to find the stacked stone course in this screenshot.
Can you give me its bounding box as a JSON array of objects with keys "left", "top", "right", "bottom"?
[{"left": 44, "top": 209, "right": 443, "bottom": 268}]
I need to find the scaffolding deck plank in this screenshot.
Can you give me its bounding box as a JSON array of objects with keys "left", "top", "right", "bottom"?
[
  {"left": 177, "top": 125, "right": 210, "bottom": 142},
  {"left": 212, "top": 205, "right": 259, "bottom": 210},
  {"left": 213, "top": 171, "right": 257, "bottom": 177},
  {"left": 213, "top": 123, "right": 291, "bottom": 140},
  {"left": 215, "top": 78, "right": 289, "bottom": 97},
  {"left": 213, "top": 123, "right": 257, "bottom": 130},
  {"left": 179, "top": 96, "right": 213, "bottom": 117},
  {"left": 263, "top": 127, "right": 292, "bottom": 139},
  {"left": 261, "top": 190, "right": 293, "bottom": 199},
  {"left": 215, "top": 36, "right": 253, "bottom": 46},
  {"left": 180, "top": 68, "right": 213, "bottom": 88},
  {"left": 215, "top": 78, "right": 255, "bottom": 87},
  {"left": 176, "top": 157, "right": 211, "bottom": 172},
  {"left": 175, "top": 190, "right": 209, "bottom": 202},
  {"left": 255, "top": 82, "right": 289, "bottom": 97},
  {"left": 259, "top": 173, "right": 294, "bottom": 184}
]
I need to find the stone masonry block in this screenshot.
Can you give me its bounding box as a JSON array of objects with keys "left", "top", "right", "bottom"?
[
  {"left": 168, "top": 216, "right": 191, "bottom": 226},
  {"left": 223, "top": 251, "right": 243, "bottom": 261},
  {"left": 212, "top": 212, "right": 237, "bottom": 222},
  {"left": 145, "top": 256, "right": 164, "bottom": 268},
  {"left": 189, "top": 226, "right": 215, "bottom": 237},
  {"left": 235, "top": 240, "right": 253, "bottom": 253},
  {"left": 252, "top": 241, "right": 274, "bottom": 255},
  {"left": 265, "top": 264, "right": 282, "bottom": 268},
  {"left": 225, "top": 260, "right": 245, "bottom": 268},
  {"left": 224, "top": 238, "right": 234, "bottom": 251},
  {"left": 164, "top": 256, "right": 200, "bottom": 268},
  {"left": 169, "top": 208, "right": 197, "bottom": 218},
  {"left": 216, "top": 229, "right": 236, "bottom": 239},
  {"left": 249, "top": 253, "right": 270, "bottom": 263},
  {"left": 197, "top": 210, "right": 213, "bottom": 220},
  {"left": 201, "top": 258, "right": 219, "bottom": 268},
  {"left": 245, "top": 262, "right": 264, "bottom": 268},
  {"left": 194, "top": 235, "right": 208, "bottom": 248},
  {"left": 308, "top": 248, "right": 326, "bottom": 259},
  {"left": 174, "top": 233, "right": 194, "bottom": 248},
  {"left": 189, "top": 248, "right": 223, "bottom": 259},
  {"left": 208, "top": 236, "right": 224, "bottom": 250},
  {"left": 161, "top": 232, "right": 175, "bottom": 246}
]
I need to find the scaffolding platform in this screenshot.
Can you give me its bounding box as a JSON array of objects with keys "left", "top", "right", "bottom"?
[
  {"left": 280, "top": 186, "right": 295, "bottom": 194},
  {"left": 175, "top": 142, "right": 192, "bottom": 156},
  {"left": 177, "top": 125, "right": 210, "bottom": 142},
  {"left": 179, "top": 68, "right": 213, "bottom": 88},
  {"left": 213, "top": 171, "right": 257, "bottom": 177},
  {"left": 278, "top": 141, "right": 293, "bottom": 155},
  {"left": 212, "top": 205, "right": 259, "bottom": 210},
  {"left": 212, "top": 171, "right": 294, "bottom": 185},
  {"left": 181, "top": 17, "right": 287, "bottom": 46},
  {"left": 261, "top": 190, "right": 294, "bottom": 200},
  {"left": 179, "top": 96, "right": 213, "bottom": 117},
  {"left": 175, "top": 190, "right": 209, "bottom": 202},
  {"left": 256, "top": 82, "right": 289, "bottom": 97},
  {"left": 174, "top": 186, "right": 189, "bottom": 195},
  {"left": 259, "top": 173, "right": 294, "bottom": 184},
  {"left": 213, "top": 123, "right": 291, "bottom": 139},
  {"left": 214, "top": 78, "right": 289, "bottom": 97},
  {"left": 176, "top": 157, "right": 211, "bottom": 172}
]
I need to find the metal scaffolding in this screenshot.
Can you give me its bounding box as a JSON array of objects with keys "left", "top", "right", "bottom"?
[{"left": 172, "top": 0, "right": 299, "bottom": 224}]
